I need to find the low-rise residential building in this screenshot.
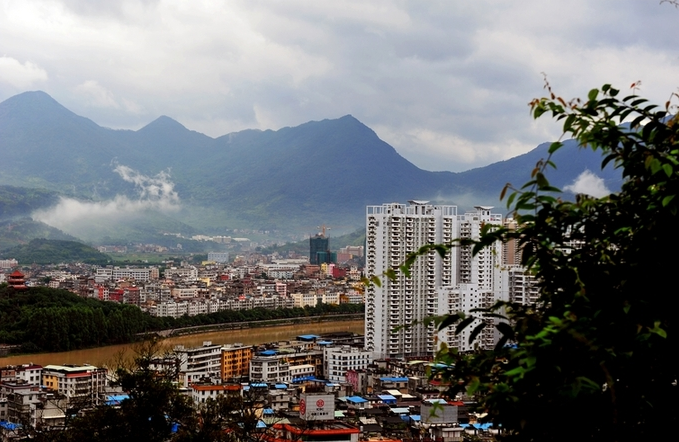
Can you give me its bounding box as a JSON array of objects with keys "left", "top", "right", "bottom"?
[
  {"left": 41, "top": 365, "right": 107, "bottom": 408},
  {"left": 175, "top": 341, "right": 223, "bottom": 387},
  {"left": 190, "top": 383, "right": 241, "bottom": 404},
  {"left": 95, "top": 267, "right": 158, "bottom": 283},
  {"left": 323, "top": 346, "right": 372, "bottom": 382},
  {"left": 221, "top": 344, "right": 253, "bottom": 383},
  {"left": 250, "top": 351, "right": 291, "bottom": 384}
]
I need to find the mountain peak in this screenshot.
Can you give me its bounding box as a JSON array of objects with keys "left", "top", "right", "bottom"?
[
  {"left": 0, "top": 90, "right": 73, "bottom": 117},
  {"left": 0, "top": 90, "right": 101, "bottom": 131},
  {"left": 139, "top": 115, "right": 188, "bottom": 132}
]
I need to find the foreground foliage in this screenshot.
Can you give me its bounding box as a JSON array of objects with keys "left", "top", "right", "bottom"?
[{"left": 431, "top": 85, "right": 678, "bottom": 441}]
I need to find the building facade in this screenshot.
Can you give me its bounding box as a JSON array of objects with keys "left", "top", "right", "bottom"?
[
  {"left": 309, "top": 235, "right": 329, "bottom": 265},
  {"left": 323, "top": 346, "right": 372, "bottom": 382},
  {"left": 365, "top": 201, "right": 458, "bottom": 359},
  {"left": 365, "top": 202, "right": 522, "bottom": 357}
]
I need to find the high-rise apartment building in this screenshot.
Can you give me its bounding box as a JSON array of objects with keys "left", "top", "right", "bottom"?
[
  {"left": 366, "top": 202, "right": 515, "bottom": 358},
  {"left": 365, "top": 201, "right": 458, "bottom": 359}
]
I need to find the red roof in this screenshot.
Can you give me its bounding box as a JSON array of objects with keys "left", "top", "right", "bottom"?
[{"left": 9, "top": 270, "right": 24, "bottom": 277}]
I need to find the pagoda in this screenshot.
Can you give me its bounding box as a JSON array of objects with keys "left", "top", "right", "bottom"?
[{"left": 7, "top": 270, "right": 28, "bottom": 291}]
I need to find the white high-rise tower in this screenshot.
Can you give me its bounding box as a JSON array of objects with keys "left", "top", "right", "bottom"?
[
  {"left": 439, "top": 206, "right": 506, "bottom": 352},
  {"left": 364, "top": 201, "right": 458, "bottom": 359}
]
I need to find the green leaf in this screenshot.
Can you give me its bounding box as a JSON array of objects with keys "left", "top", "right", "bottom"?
[
  {"left": 467, "top": 377, "right": 481, "bottom": 395},
  {"left": 662, "top": 163, "right": 673, "bottom": 178},
  {"left": 649, "top": 321, "right": 667, "bottom": 338},
  {"left": 536, "top": 173, "right": 549, "bottom": 188},
  {"left": 496, "top": 321, "right": 515, "bottom": 340},
  {"left": 455, "top": 316, "right": 476, "bottom": 335},
  {"left": 548, "top": 142, "right": 563, "bottom": 154},
  {"left": 468, "top": 322, "right": 486, "bottom": 344},
  {"left": 438, "top": 313, "right": 464, "bottom": 330}
]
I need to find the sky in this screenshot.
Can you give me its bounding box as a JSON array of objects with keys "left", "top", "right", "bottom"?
[{"left": 1, "top": 0, "right": 677, "bottom": 172}]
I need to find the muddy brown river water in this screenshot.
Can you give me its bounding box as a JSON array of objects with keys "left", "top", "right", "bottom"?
[{"left": 0, "top": 320, "right": 364, "bottom": 368}]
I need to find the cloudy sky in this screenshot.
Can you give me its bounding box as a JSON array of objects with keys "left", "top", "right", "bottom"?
[{"left": 1, "top": 0, "right": 677, "bottom": 172}]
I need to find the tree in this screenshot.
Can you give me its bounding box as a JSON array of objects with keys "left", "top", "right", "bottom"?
[
  {"left": 412, "top": 83, "right": 678, "bottom": 441},
  {"left": 41, "top": 339, "right": 195, "bottom": 442}
]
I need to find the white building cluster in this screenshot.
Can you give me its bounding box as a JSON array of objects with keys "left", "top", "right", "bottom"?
[{"left": 365, "top": 201, "right": 537, "bottom": 359}]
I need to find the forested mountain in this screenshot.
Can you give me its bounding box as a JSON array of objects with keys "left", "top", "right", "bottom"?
[{"left": 0, "top": 91, "right": 622, "bottom": 241}]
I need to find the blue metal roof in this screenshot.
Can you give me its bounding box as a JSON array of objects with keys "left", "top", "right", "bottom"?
[
  {"left": 292, "top": 375, "right": 316, "bottom": 383},
  {"left": 275, "top": 383, "right": 287, "bottom": 389},
  {"left": 105, "top": 394, "right": 129, "bottom": 406},
  {"left": 297, "top": 334, "right": 319, "bottom": 341},
  {"left": 379, "top": 377, "right": 409, "bottom": 382},
  {"left": 346, "top": 396, "right": 368, "bottom": 403},
  {"left": 259, "top": 350, "right": 277, "bottom": 356},
  {"left": 0, "top": 421, "right": 21, "bottom": 430},
  {"left": 378, "top": 394, "right": 397, "bottom": 401},
  {"left": 424, "top": 398, "right": 448, "bottom": 405}
]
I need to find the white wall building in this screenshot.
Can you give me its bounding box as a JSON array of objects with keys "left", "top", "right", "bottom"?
[
  {"left": 437, "top": 206, "right": 506, "bottom": 352},
  {"left": 365, "top": 202, "right": 521, "bottom": 357},
  {"left": 207, "top": 252, "right": 229, "bottom": 263},
  {"left": 175, "top": 341, "right": 223, "bottom": 387},
  {"left": 323, "top": 346, "right": 372, "bottom": 382},
  {"left": 249, "top": 353, "right": 291, "bottom": 383},
  {"left": 365, "top": 201, "right": 458, "bottom": 359},
  {"left": 95, "top": 267, "right": 158, "bottom": 283}
]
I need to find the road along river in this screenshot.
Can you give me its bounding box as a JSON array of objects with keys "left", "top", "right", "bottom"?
[{"left": 0, "top": 319, "right": 364, "bottom": 368}]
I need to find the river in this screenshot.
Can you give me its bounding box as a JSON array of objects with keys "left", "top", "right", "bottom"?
[{"left": 0, "top": 319, "right": 365, "bottom": 368}]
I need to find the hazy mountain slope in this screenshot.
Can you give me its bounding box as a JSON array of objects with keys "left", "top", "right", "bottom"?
[
  {"left": 187, "top": 115, "right": 460, "bottom": 226},
  {"left": 0, "top": 185, "right": 60, "bottom": 220},
  {"left": 456, "top": 140, "right": 622, "bottom": 197},
  {"left": 0, "top": 91, "right": 621, "bottom": 236},
  {"left": 0, "top": 218, "right": 80, "bottom": 251},
  {"left": 0, "top": 91, "right": 128, "bottom": 195},
  {"left": 3, "top": 238, "right": 110, "bottom": 264}
]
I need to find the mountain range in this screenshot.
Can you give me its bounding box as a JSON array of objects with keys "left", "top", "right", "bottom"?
[{"left": 0, "top": 91, "right": 621, "bottom": 245}]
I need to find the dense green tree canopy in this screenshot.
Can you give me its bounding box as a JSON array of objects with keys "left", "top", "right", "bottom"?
[{"left": 431, "top": 84, "right": 678, "bottom": 441}]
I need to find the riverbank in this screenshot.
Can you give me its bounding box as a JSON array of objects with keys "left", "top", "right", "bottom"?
[
  {"left": 0, "top": 319, "right": 365, "bottom": 367},
  {"left": 154, "top": 312, "right": 365, "bottom": 337}
]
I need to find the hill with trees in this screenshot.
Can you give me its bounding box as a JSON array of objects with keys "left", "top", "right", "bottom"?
[
  {"left": 0, "top": 284, "right": 363, "bottom": 354},
  {"left": 2, "top": 239, "right": 111, "bottom": 264}
]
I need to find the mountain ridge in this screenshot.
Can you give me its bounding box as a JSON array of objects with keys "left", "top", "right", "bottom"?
[{"left": 0, "top": 91, "right": 621, "bottom": 241}]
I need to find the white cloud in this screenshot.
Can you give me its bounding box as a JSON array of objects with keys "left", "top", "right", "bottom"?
[
  {"left": 564, "top": 170, "right": 611, "bottom": 198},
  {"left": 0, "top": 56, "right": 48, "bottom": 88},
  {"left": 33, "top": 165, "right": 180, "bottom": 234},
  {"left": 75, "top": 80, "right": 120, "bottom": 108}
]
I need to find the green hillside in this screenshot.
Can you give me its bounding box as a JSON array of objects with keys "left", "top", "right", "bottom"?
[{"left": 2, "top": 238, "right": 111, "bottom": 264}]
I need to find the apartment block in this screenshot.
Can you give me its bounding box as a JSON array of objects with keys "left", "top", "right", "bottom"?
[
  {"left": 221, "top": 344, "right": 253, "bottom": 382},
  {"left": 365, "top": 201, "right": 458, "bottom": 359}
]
